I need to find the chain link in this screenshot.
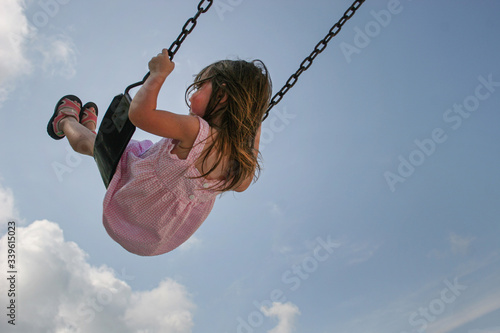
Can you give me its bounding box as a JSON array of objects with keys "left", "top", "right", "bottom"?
[
  {"left": 263, "top": 0, "right": 365, "bottom": 121},
  {"left": 168, "top": 0, "right": 214, "bottom": 59},
  {"left": 125, "top": 0, "right": 214, "bottom": 95}
]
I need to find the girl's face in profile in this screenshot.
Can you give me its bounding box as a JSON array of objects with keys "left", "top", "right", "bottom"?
[{"left": 189, "top": 80, "right": 212, "bottom": 117}]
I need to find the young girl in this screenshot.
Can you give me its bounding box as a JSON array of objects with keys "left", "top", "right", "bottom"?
[{"left": 47, "top": 49, "right": 272, "bottom": 256}]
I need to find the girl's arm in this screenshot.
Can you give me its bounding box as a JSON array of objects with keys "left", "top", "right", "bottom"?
[
  {"left": 233, "top": 124, "right": 262, "bottom": 192},
  {"left": 129, "top": 49, "right": 199, "bottom": 143}
]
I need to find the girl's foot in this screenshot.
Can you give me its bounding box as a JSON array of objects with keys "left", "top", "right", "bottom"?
[
  {"left": 80, "top": 102, "right": 98, "bottom": 133},
  {"left": 47, "top": 95, "right": 82, "bottom": 140}
]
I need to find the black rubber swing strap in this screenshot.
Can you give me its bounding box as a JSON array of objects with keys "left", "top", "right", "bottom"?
[
  {"left": 125, "top": 0, "right": 214, "bottom": 96},
  {"left": 264, "top": 0, "right": 366, "bottom": 120}
]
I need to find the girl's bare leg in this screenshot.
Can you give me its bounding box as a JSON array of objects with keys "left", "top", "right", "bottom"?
[{"left": 59, "top": 117, "right": 96, "bottom": 157}]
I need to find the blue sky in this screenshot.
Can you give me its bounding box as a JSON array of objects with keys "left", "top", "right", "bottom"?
[{"left": 1, "top": 0, "right": 500, "bottom": 332}]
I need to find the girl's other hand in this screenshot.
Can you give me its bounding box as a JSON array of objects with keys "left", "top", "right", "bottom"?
[{"left": 148, "top": 49, "right": 175, "bottom": 78}]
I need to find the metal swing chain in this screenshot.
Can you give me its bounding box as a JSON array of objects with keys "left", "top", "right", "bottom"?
[
  {"left": 168, "top": 0, "right": 214, "bottom": 59},
  {"left": 125, "top": 0, "right": 214, "bottom": 95},
  {"left": 263, "top": 0, "right": 365, "bottom": 121}
]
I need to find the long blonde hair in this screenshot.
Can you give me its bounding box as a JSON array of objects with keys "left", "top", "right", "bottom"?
[{"left": 185, "top": 59, "right": 272, "bottom": 192}]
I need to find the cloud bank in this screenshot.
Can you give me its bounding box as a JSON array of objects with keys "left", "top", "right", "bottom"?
[
  {"left": 0, "top": 0, "right": 78, "bottom": 105},
  {"left": 262, "top": 302, "right": 301, "bottom": 333},
  {"left": 0, "top": 0, "right": 32, "bottom": 104},
  {"left": 0, "top": 183, "right": 17, "bottom": 226},
  {"left": 0, "top": 220, "right": 195, "bottom": 333}
]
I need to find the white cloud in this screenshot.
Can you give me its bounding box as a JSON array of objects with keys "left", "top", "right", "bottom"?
[
  {"left": 428, "top": 232, "right": 476, "bottom": 259},
  {"left": 177, "top": 235, "right": 202, "bottom": 252},
  {"left": 267, "top": 201, "right": 284, "bottom": 216},
  {"left": 261, "top": 302, "right": 301, "bottom": 333},
  {"left": 346, "top": 241, "right": 380, "bottom": 265},
  {"left": 0, "top": 0, "right": 33, "bottom": 104},
  {"left": 449, "top": 232, "right": 475, "bottom": 255},
  {"left": 321, "top": 257, "right": 500, "bottom": 333},
  {"left": 276, "top": 245, "right": 293, "bottom": 255},
  {"left": 469, "top": 328, "right": 500, "bottom": 333},
  {"left": 36, "top": 33, "right": 78, "bottom": 79},
  {"left": 0, "top": 0, "right": 78, "bottom": 105},
  {"left": 0, "top": 220, "right": 195, "bottom": 333},
  {"left": 428, "top": 290, "right": 500, "bottom": 333},
  {"left": 124, "top": 279, "right": 195, "bottom": 333},
  {"left": 0, "top": 182, "right": 18, "bottom": 226}
]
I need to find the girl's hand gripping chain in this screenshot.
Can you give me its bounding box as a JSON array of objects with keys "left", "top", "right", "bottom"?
[
  {"left": 149, "top": 49, "right": 175, "bottom": 79},
  {"left": 129, "top": 49, "right": 199, "bottom": 142}
]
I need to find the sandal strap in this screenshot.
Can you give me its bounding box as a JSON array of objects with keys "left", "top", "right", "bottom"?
[
  {"left": 53, "top": 98, "right": 80, "bottom": 136},
  {"left": 80, "top": 108, "right": 97, "bottom": 125},
  {"left": 80, "top": 102, "right": 98, "bottom": 125}
]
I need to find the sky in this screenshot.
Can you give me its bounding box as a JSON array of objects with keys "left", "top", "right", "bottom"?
[{"left": 1, "top": 0, "right": 500, "bottom": 332}]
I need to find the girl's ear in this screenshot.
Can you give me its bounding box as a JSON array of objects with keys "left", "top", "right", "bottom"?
[
  {"left": 219, "top": 93, "right": 228, "bottom": 104},
  {"left": 217, "top": 84, "right": 228, "bottom": 104}
]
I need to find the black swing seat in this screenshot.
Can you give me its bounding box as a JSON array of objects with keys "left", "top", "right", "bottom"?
[{"left": 93, "top": 93, "right": 136, "bottom": 188}]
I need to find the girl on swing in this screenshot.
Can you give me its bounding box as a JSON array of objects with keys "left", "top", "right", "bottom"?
[{"left": 46, "top": 49, "right": 272, "bottom": 256}]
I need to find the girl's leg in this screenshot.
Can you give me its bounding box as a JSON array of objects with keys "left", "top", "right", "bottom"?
[{"left": 59, "top": 117, "right": 96, "bottom": 157}]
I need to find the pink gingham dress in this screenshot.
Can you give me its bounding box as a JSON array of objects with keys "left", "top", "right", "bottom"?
[{"left": 102, "top": 116, "right": 220, "bottom": 256}]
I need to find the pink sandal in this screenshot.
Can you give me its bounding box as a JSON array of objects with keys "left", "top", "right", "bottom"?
[
  {"left": 80, "top": 102, "right": 99, "bottom": 134},
  {"left": 47, "top": 95, "right": 82, "bottom": 140}
]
